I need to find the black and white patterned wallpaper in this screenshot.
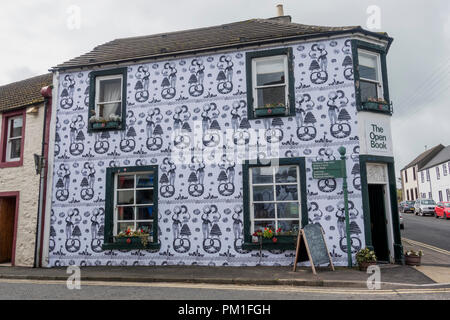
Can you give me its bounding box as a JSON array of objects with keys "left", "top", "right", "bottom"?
[{"left": 48, "top": 37, "right": 364, "bottom": 267}]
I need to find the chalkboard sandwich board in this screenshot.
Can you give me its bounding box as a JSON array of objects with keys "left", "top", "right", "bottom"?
[{"left": 293, "top": 223, "right": 335, "bottom": 274}]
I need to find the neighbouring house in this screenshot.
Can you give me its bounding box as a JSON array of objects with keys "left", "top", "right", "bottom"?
[
  {"left": 42, "top": 8, "right": 403, "bottom": 267},
  {"left": 0, "top": 73, "right": 53, "bottom": 266},
  {"left": 417, "top": 145, "right": 450, "bottom": 202},
  {"left": 400, "top": 144, "right": 444, "bottom": 202}
]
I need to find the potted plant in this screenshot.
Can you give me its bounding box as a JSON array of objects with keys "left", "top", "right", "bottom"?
[
  {"left": 254, "top": 103, "right": 287, "bottom": 117},
  {"left": 252, "top": 227, "right": 281, "bottom": 263},
  {"left": 356, "top": 247, "right": 377, "bottom": 271},
  {"left": 89, "top": 114, "right": 122, "bottom": 129},
  {"left": 404, "top": 250, "right": 423, "bottom": 266},
  {"left": 114, "top": 227, "right": 151, "bottom": 247},
  {"left": 361, "top": 97, "right": 391, "bottom": 113}
]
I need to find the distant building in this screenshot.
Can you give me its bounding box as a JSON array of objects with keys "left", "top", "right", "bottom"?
[
  {"left": 0, "top": 74, "right": 52, "bottom": 266},
  {"left": 400, "top": 144, "right": 444, "bottom": 202},
  {"left": 418, "top": 145, "right": 450, "bottom": 202}
]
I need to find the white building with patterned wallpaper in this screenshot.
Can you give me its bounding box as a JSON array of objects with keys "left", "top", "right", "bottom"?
[{"left": 41, "top": 10, "right": 403, "bottom": 267}]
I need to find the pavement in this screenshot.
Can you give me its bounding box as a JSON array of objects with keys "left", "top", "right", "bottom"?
[{"left": 0, "top": 239, "right": 448, "bottom": 290}]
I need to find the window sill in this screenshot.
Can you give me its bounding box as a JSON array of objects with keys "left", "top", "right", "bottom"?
[
  {"left": 89, "top": 121, "right": 123, "bottom": 131},
  {"left": 358, "top": 100, "right": 392, "bottom": 115},
  {"left": 254, "top": 106, "right": 287, "bottom": 117},
  {"left": 243, "top": 235, "right": 297, "bottom": 250},
  {"left": 102, "top": 237, "right": 160, "bottom": 250},
  {"left": 0, "top": 160, "right": 23, "bottom": 168}
]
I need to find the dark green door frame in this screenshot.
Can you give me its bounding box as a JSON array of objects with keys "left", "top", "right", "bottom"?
[{"left": 359, "top": 155, "right": 404, "bottom": 264}]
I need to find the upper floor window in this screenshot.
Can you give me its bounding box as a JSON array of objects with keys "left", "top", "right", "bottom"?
[
  {"left": 246, "top": 48, "right": 295, "bottom": 119},
  {"left": 443, "top": 163, "right": 448, "bottom": 176},
  {"left": 358, "top": 50, "right": 383, "bottom": 102},
  {"left": 421, "top": 171, "right": 424, "bottom": 183},
  {"left": 0, "top": 110, "right": 25, "bottom": 167},
  {"left": 426, "top": 169, "right": 430, "bottom": 181},
  {"left": 412, "top": 167, "right": 416, "bottom": 180},
  {"left": 404, "top": 170, "right": 408, "bottom": 183},
  {"left": 436, "top": 167, "right": 440, "bottom": 180},
  {"left": 88, "top": 68, "right": 127, "bottom": 131}
]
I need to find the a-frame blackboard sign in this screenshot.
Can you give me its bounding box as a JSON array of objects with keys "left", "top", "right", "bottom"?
[{"left": 293, "top": 223, "right": 335, "bottom": 274}]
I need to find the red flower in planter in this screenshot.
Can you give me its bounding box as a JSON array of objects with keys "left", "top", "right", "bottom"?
[
  {"left": 272, "top": 237, "right": 278, "bottom": 243},
  {"left": 126, "top": 238, "right": 131, "bottom": 244}
]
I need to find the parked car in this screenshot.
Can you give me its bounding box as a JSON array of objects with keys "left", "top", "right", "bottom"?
[
  {"left": 399, "top": 200, "right": 415, "bottom": 213},
  {"left": 435, "top": 202, "right": 450, "bottom": 219},
  {"left": 414, "top": 199, "right": 436, "bottom": 216},
  {"left": 399, "top": 212, "right": 404, "bottom": 229}
]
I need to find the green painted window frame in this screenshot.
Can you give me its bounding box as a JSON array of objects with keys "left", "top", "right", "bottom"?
[
  {"left": 245, "top": 48, "right": 296, "bottom": 120},
  {"left": 242, "top": 157, "right": 308, "bottom": 250},
  {"left": 102, "top": 165, "right": 160, "bottom": 250},
  {"left": 359, "top": 155, "right": 403, "bottom": 263},
  {"left": 351, "top": 40, "right": 392, "bottom": 115},
  {"left": 88, "top": 67, "right": 128, "bottom": 132}
]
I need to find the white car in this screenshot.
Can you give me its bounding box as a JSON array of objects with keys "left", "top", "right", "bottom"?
[{"left": 414, "top": 199, "right": 436, "bottom": 216}]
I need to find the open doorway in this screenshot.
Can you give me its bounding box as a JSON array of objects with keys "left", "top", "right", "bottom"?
[
  {"left": 368, "top": 184, "right": 390, "bottom": 262},
  {"left": 0, "top": 196, "right": 16, "bottom": 264}
]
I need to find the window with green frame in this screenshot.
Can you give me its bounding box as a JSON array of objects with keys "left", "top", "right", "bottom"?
[
  {"left": 242, "top": 158, "right": 308, "bottom": 250},
  {"left": 245, "top": 48, "right": 296, "bottom": 119},
  {"left": 102, "top": 165, "right": 160, "bottom": 250},
  {"left": 351, "top": 40, "right": 391, "bottom": 114},
  {"left": 88, "top": 67, "right": 127, "bottom": 132}
]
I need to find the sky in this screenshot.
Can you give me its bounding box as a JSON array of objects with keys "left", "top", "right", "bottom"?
[{"left": 0, "top": 0, "right": 449, "bottom": 182}]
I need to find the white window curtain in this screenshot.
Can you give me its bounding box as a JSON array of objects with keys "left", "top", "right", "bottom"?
[{"left": 98, "top": 78, "right": 122, "bottom": 119}]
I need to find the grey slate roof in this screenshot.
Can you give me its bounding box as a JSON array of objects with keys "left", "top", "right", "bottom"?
[
  {"left": 420, "top": 145, "right": 450, "bottom": 171},
  {"left": 0, "top": 73, "right": 53, "bottom": 113},
  {"left": 52, "top": 16, "right": 391, "bottom": 71},
  {"left": 402, "top": 144, "right": 445, "bottom": 171}
]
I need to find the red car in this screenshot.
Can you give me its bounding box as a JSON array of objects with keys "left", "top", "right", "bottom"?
[{"left": 435, "top": 202, "right": 450, "bottom": 219}]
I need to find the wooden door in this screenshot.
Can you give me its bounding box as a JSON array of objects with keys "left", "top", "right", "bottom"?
[{"left": 0, "top": 197, "right": 16, "bottom": 263}]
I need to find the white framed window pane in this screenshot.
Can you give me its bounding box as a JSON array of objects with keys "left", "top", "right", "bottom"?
[
  {"left": 254, "top": 220, "right": 275, "bottom": 231},
  {"left": 117, "top": 222, "right": 134, "bottom": 234},
  {"left": 253, "top": 185, "right": 274, "bottom": 201},
  {"left": 358, "top": 52, "right": 379, "bottom": 81},
  {"left": 136, "top": 206, "right": 154, "bottom": 220},
  {"left": 98, "top": 78, "right": 122, "bottom": 103},
  {"left": 8, "top": 138, "right": 21, "bottom": 159},
  {"left": 136, "top": 174, "right": 154, "bottom": 188},
  {"left": 118, "top": 175, "right": 134, "bottom": 189},
  {"left": 255, "top": 56, "right": 286, "bottom": 86},
  {"left": 278, "top": 220, "right": 300, "bottom": 233},
  {"left": 117, "top": 190, "right": 134, "bottom": 205},
  {"left": 275, "top": 166, "right": 297, "bottom": 183},
  {"left": 277, "top": 203, "right": 299, "bottom": 219},
  {"left": 9, "top": 117, "right": 23, "bottom": 138},
  {"left": 256, "top": 86, "right": 286, "bottom": 108},
  {"left": 117, "top": 206, "right": 134, "bottom": 220},
  {"left": 136, "top": 222, "right": 152, "bottom": 234},
  {"left": 98, "top": 102, "right": 121, "bottom": 118},
  {"left": 136, "top": 189, "right": 154, "bottom": 204},
  {"left": 254, "top": 203, "right": 275, "bottom": 219},
  {"left": 360, "top": 80, "right": 378, "bottom": 101},
  {"left": 276, "top": 185, "right": 298, "bottom": 201},
  {"left": 251, "top": 167, "right": 273, "bottom": 184}
]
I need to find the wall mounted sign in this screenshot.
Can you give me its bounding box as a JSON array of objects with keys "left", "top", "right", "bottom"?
[
  {"left": 312, "top": 160, "right": 345, "bottom": 179},
  {"left": 365, "top": 120, "right": 392, "bottom": 155}
]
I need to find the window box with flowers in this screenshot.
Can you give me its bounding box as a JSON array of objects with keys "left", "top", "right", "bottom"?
[
  {"left": 254, "top": 103, "right": 287, "bottom": 117},
  {"left": 89, "top": 114, "right": 122, "bottom": 130},
  {"left": 404, "top": 250, "right": 423, "bottom": 266},
  {"left": 105, "top": 228, "right": 154, "bottom": 249},
  {"left": 361, "top": 97, "right": 392, "bottom": 114}
]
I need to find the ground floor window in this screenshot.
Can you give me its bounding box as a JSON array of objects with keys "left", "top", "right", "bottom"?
[
  {"left": 242, "top": 158, "right": 307, "bottom": 249},
  {"left": 102, "top": 165, "right": 159, "bottom": 250}
]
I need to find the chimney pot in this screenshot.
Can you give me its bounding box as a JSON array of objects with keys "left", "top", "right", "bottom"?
[{"left": 276, "top": 4, "right": 284, "bottom": 17}]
